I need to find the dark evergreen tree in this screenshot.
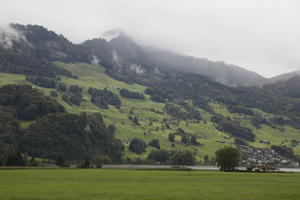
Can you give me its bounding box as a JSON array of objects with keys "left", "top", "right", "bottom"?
[
  {"left": 169, "top": 150, "right": 196, "bottom": 165},
  {"left": 119, "top": 88, "right": 145, "bottom": 99},
  {"left": 147, "top": 149, "right": 170, "bottom": 163},
  {"left": 148, "top": 139, "right": 160, "bottom": 149},
  {"left": 129, "top": 138, "right": 147, "bottom": 154},
  {"left": 168, "top": 133, "right": 175, "bottom": 142},
  {"left": 181, "top": 135, "right": 190, "bottom": 144}
]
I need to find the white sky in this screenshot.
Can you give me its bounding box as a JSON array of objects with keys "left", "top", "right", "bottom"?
[{"left": 1, "top": 0, "right": 300, "bottom": 78}]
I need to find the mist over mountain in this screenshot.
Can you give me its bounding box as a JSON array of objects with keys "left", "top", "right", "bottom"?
[
  {"left": 268, "top": 70, "right": 300, "bottom": 84},
  {"left": 87, "top": 29, "right": 267, "bottom": 85},
  {"left": 0, "top": 24, "right": 268, "bottom": 86},
  {"left": 1, "top": 23, "right": 300, "bottom": 168},
  {"left": 264, "top": 76, "right": 300, "bottom": 99}
]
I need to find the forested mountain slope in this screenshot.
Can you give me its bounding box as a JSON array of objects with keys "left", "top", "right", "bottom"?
[{"left": 0, "top": 24, "right": 300, "bottom": 166}]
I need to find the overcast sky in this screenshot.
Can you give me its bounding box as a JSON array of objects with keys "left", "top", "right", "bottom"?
[{"left": 1, "top": 0, "right": 299, "bottom": 78}]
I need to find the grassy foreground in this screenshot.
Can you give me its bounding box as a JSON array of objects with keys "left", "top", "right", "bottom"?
[{"left": 0, "top": 169, "right": 300, "bottom": 200}]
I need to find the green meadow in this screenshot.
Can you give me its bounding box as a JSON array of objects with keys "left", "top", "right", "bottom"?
[{"left": 0, "top": 169, "right": 300, "bottom": 200}]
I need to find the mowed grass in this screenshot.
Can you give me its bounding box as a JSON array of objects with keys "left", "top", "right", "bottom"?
[{"left": 1, "top": 169, "right": 300, "bottom": 200}]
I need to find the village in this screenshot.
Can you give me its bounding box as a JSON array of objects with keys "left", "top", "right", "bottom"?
[{"left": 238, "top": 145, "right": 299, "bottom": 168}]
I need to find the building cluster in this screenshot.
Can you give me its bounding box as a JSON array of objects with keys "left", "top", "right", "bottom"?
[{"left": 238, "top": 145, "right": 299, "bottom": 167}]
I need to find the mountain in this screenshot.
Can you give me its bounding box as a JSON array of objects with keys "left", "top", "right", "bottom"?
[
  {"left": 264, "top": 76, "right": 300, "bottom": 99},
  {"left": 95, "top": 31, "right": 267, "bottom": 86},
  {"left": 0, "top": 24, "right": 91, "bottom": 78},
  {"left": 0, "top": 23, "right": 300, "bottom": 166},
  {"left": 1, "top": 24, "right": 267, "bottom": 85},
  {"left": 144, "top": 47, "right": 266, "bottom": 86},
  {"left": 268, "top": 70, "right": 300, "bottom": 83}
]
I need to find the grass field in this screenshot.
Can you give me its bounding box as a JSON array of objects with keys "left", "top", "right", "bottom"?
[{"left": 0, "top": 169, "right": 300, "bottom": 200}]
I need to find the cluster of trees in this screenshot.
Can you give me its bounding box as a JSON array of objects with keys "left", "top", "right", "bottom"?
[
  {"left": 25, "top": 75, "right": 84, "bottom": 106},
  {"left": 21, "top": 113, "right": 123, "bottom": 162},
  {"left": 168, "top": 129, "right": 200, "bottom": 146},
  {"left": 0, "top": 46, "right": 75, "bottom": 78},
  {"left": 128, "top": 138, "right": 147, "bottom": 154},
  {"left": 164, "top": 103, "right": 187, "bottom": 120},
  {"left": 26, "top": 76, "right": 57, "bottom": 88},
  {"left": 145, "top": 73, "right": 224, "bottom": 112},
  {"left": 251, "top": 114, "right": 288, "bottom": 129},
  {"left": 1, "top": 112, "right": 123, "bottom": 165},
  {"left": 227, "top": 105, "right": 254, "bottom": 116},
  {"left": 181, "top": 135, "right": 200, "bottom": 146},
  {"left": 271, "top": 145, "right": 300, "bottom": 162},
  {"left": 234, "top": 138, "right": 248, "bottom": 146},
  {"left": 148, "top": 108, "right": 164, "bottom": 115},
  {"left": 178, "top": 101, "right": 201, "bottom": 120},
  {"left": 128, "top": 138, "right": 161, "bottom": 154},
  {"left": 88, "top": 88, "right": 121, "bottom": 109},
  {"left": 210, "top": 113, "right": 255, "bottom": 142},
  {"left": 263, "top": 76, "right": 300, "bottom": 99},
  {"left": 164, "top": 103, "right": 201, "bottom": 120},
  {"left": 2, "top": 152, "right": 42, "bottom": 166},
  {"left": 211, "top": 114, "right": 226, "bottom": 123},
  {"left": 144, "top": 72, "right": 300, "bottom": 129},
  {"left": 60, "top": 84, "right": 83, "bottom": 106},
  {"left": 251, "top": 114, "right": 267, "bottom": 128},
  {"left": 119, "top": 88, "right": 145, "bottom": 100},
  {"left": 0, "top": 84, "right": 123, "bottom": 165},
  {"left": 148, "top": 139, "right": 160, "bottom": 149},
  {"left": 217, "top": 120, "right": 255, "bottom": 142},
  {"left": 0, "top": 84, "right": 65, "bottom": 120},
  {"left": 147, "top": 149, "right": 196, "bottom": 165},
  {"left": 128, "top": 116, "right": 140, "bottom": 126}
]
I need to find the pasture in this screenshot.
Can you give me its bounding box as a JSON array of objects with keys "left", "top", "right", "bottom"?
[{"left": 0, "top": 169, "right": 300, "bottom": 200}]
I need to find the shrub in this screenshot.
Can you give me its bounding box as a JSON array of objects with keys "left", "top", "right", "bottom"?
[
  {"left": 168, "top": 133, "right": 175, "bottom": 142},
  {"left": 129, "top": 138, "right": 147, "bottom": 154},
  {"left": 169, "top": 150, "right": 196, "bottom": 165},
  {"left": 148, "top": 139, "right": 160, "bottom": 149},
  {"left": 147, "top": 149, "right": 170, "bottom": 163},
  {"left": 119, "top": 88, "right": 145, "bottom": 99}
]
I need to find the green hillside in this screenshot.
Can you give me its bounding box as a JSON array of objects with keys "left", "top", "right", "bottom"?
[{"left": 1, "top": 62, "right": 300, "bottom": 163}]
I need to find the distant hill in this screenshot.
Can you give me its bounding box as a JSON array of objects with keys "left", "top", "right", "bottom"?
[
  {"left": 264, "top": 76, "right": 300, "bottom": 99},
  {"left": 268, "top": 70, "right": 300, "bottom": 83},
  {"left": 0, "top": 24, "right": 267, "bottom": 85},
  {"left": 0, "top": 24, "right": 90, "bottom": 78},
  {"left": 99, "top": 32, "right": 267, "bottom": 86}
]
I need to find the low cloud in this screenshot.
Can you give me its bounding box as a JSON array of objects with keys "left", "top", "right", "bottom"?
[
  {"left": 0, "top": 0, "right": 299, "bottom": 77},
  {"left": 0, "top": 23, "right": 29, "bottom": 49}
]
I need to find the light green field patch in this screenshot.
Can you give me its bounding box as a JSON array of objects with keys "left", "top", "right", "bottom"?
[
  {"left": 55, "top": 62, "right": 146, "bottom": 93},
  {"left": 251, "top": 125, "right": 300, "bottom": 148},
  {"left": 0, "top": 72, "right": 27, "bottom": 86},
  {"left": 1, "top": 169, "right": 300, "bottom": 200}
]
